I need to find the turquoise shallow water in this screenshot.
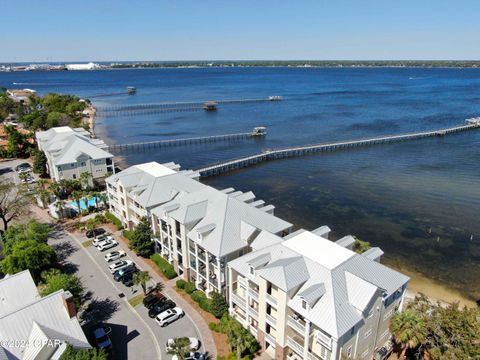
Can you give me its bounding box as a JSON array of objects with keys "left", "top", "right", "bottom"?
[{"left": 1, "top": 67, "right": 479, "bottom": 300}]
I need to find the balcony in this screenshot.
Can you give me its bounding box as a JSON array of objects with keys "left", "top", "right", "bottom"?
[
  {"left": 248, "top": 288, "right": 259, "bottom": 301},
  {"left": 231, "top": 292, "right": 246, "bottom": 307},
  {"left": 287, "top": 336, "right": 304, "bottom": 356},
  {"left": 266, "top": 313, "right": 277, "bottom": 326},
  {"left": 266, "top": 293, "right": 278, "bottom": 307},
  {"left": 307, "top": 352, "right": 323, "bottom": 360},
  {"left": 249, "top": 307, "right": 258, "bottom": 319},
  {"left": 265, "top": 333, "right": 276, "bottom": 347},
  {"left": 313, "top": 331, "right": 332, "bottom": 350},
  {"left": 288, "top": 315, "right": 306, "bottom": 334}
]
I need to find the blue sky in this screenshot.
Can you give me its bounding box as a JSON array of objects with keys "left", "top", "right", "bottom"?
[{"left": 2, "top": 0, "right": 480, "bottom": 62}]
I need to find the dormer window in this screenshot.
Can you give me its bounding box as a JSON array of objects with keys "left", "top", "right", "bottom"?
[
  {"left": 249, "top": 265, "right": 255, "bottom": 276},
  {"left": 197, "top": 232, "right": 202, "bottom": 241},
  {"left": 302, "top": 299, "right": 308, "bottom": 310}
]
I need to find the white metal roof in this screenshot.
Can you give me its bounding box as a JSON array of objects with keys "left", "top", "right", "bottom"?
[
  {"left": 283, "top": 231, "right": 355, "bottom": 270},
  {"left": 0, "top": 270, "right": 40, "bottom": 317}
]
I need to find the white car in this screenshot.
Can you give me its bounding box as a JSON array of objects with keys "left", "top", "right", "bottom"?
[
  {"left": 166, "top": 337, "right": 200, "bottom": 352},
  {"left": 108, "top": 259, "right": 133, "bottom": 274},
  {"left": 155, "top": 307, "right": 184, "bottom": 327},
  {"left": 93, "top": 235, "right": 114, "bottom": 247},
  {"left": 97, "top": 240, "right": 119, "bottom": 251},
  {"left": 104, "top": 250, "right": 126, "bottom": 262}
]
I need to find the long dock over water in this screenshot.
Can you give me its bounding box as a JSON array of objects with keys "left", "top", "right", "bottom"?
[
  {"left": 197, "top": 119, "right": 480, "bottom": 178},
  {"left": 107, "top": 127, "right": 267, "bottom": 152},
  {"left": 96, "top": 96, "right": 282, "bottom": 114}
]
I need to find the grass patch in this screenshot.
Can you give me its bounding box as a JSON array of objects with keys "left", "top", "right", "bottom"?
[
  {"left": 82, "top": 240, "right": 93, "bottom": 248},
  {"left": 105, "top": 212, "right": 123, "bottom": 230},
  {"left": 128, "top": 293, "right": 144, "bottom": 307},
  {"left": 122, "top": 230, "right": 134, "bottom": 241},
  {"left": 150, "top": 254, "right": 177, "bottom": 279}
]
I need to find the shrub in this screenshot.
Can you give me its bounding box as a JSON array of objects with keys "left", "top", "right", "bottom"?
[
  {"left": 150, "top": 254, "right": 177, "bottom": 280},
  {"left": 176, "top": 279, "right": 187, "bottom": 290},
  {"left": 184, "top": 281, "right": 197, "bottom": 294},
  {"left": 122, "top": 230, "right": 135, "bottom": 240},
  {"left": 210, "top": 292, "right": 228, "bottom": 319},
  {"left": 105, "top": 211, "right": 123, "bottom": 230},
  {"left": 191, "top": 290, "right": 211, "bottom": 312},
  {"left": 208, "top": 322, "right": 220, "bottom": 332}
]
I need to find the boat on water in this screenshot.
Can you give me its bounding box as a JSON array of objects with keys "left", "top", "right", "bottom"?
[
  {"left": 127, "top": 86, "right": 136, "bottom": 94},
  {"left": 268, "top": 95, "right": 282, "bottom": 101}
]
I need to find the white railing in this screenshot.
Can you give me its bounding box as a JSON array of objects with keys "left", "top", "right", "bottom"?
[
  {"left": 248, "top": 288, "right": 259, "bottom": 301},
  {"left": 249, "top": 307, "right": 258, "bottom": 319},
  {"left": 288, "top": 315, "right": 306, "bottom": 334},
  {"left": 315, "top": 331, "right": 332, "bottom": 350},
  {"left": 266, "top": 313, "right": 277, "bottom": 326},
  {"left": 266, "top": 293, "right": 278, "bottom": 306},
  {"left": 287, "top": 336, "right": 304, "bottom": 356},
  {"left": 231, "top": 292, "right": 246, "bottom": 307},
  {"left": 265, "top": 333, "right": 276, "bottom": 347}
]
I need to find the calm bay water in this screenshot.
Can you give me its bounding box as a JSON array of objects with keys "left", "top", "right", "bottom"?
[{"left": 2, "top": 67, "right": 479, "bottom": 300}]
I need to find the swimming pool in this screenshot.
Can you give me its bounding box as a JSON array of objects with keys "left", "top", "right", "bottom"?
[{"left": 68, "top": 197, "right": 97, "bottom": 211}]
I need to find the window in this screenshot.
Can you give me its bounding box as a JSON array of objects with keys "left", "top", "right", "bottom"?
[
  {"left": 80, "top": 162, "right": 86, "bottom": 166},
  {"left": 249, "top": 265, "right": 255, "bottom": 276},
  {"left": 72, "top": 174, "right": 76, "bottom": 179},
  {"left": 301, "top": 299, "right": 308, "bottom": 310},
  {"left": 346, "top": 346, "right": 352, "bottom": 358},
  {"left": 364, "top": 329, "right": 372, "bottom": 339}
]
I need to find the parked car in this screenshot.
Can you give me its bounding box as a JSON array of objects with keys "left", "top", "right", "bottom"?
[
  {"left": 108, "top": 259, "right": 133, "bottom": 274},
  {"left": 172, "top": 352, "right": 205, "bottom": 360},
  {"left": 143, "top": 291, "right": 165, "bottom": 309},
  {"left": 156, "top": 307, "right": 184, "bottom": 327},
  {"left": 98, "top": 239, "right": 118, "bottom": 251},
  {"left": 104, "top": 250, "right": 127, "bottom": 262},
  {"left": 121, "top": 270, "right": 139, "bottom": 287},
  {"left": 93, "top": 235, "right": 114, "bottom": 247},
  {"left": 166, "top": 337, "right": 200, "bottom": 352},
  {"left": 92, "top": 325, "right": 112, "bottom": 351},
  {"left": 15, "top": 163, "right": 31, "bottom": 172},
  {"left": 86, "top": 228, "right": 106, "bottom": 238},
  {"left": 113, "top": 265, "right": 137, "bottom": 282},
  {"left": 148, "top": 299, "right": 176, "bottom": 318}
]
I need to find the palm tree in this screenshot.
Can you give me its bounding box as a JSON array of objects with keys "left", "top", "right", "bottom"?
[
  {"left": 133, "top": 271, "right": 152, "bottom": 295},
  {"left": 390, "top": 309, "right": 427, "bottom": 359},
  {"left": 80, "top": 172, "right": 92, "bottom": 190},
  {"left": 49, "top": 182, "right": 62, "bottom": 199},
  {"left": 54, "top": 200, "right": 66, "bottom": 220},
  {"left": 166, "top": 337, "right": 190, "bottom": 360},
  {"left": 71, "top": 190, "right": 83, "bottom": 214},
  {"left": 90, "top": 191, "right": 100, "bottom": 209},
  {"left": 96, "top": 192, "right": 108, "bottom": 209}
]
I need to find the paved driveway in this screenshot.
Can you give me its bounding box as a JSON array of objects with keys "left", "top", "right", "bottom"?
[{"left": 79, "top": 232, "right": 203, "bottom": 359}]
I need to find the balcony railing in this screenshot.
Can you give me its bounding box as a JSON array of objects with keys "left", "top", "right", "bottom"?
[
  {"left": 307, "top": 352, "right": 322, "bottom": 360},
  {"left": 231, "top": 292, "right": 246, "bottom": 307},
  {"left": 265, "top": 333, "right": 276, "bottom": 347},
  {"left": 249, "top": 307, "right": 258, "bottom": 319},
  {"left": 288, "top": 315, "right": 306, "bottom": 334},
  {"left": 266, "top": 293, "right": 278, "bottom": 306},
  {"left": 314, "top": 331, "right": 332, "bottom": 350},
  {"left": 287, "top": 336, "right": 304, "bottom": 356},
  {"left": 248, "top": 288, "right": 259, "bottom": 301},
  {"left": 266, "top": 313, "right": 277, "bottom": 326}
]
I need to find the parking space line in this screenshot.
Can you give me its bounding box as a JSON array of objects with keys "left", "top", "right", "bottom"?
[{"left": 67, "top": 231, "right": 163, "bottom": 360}]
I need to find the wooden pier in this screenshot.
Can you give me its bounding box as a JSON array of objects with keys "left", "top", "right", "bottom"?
[
  {"left": 107, "top": 127, "right": 267, "bottom": 153},
  {"left": 197, "top": 120, "right": 480, "bottom": 178},
  {"left": 96, "top": 96, "right": 282, "bottom": 114}
]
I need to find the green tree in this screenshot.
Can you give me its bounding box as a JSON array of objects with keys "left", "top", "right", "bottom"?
[
  {"left": 79, "top": 172, "right": 92, "bottom": 190},
  {"left": 32, "top": 150, "right": 48, "bottom": 177},
  {"left": 166, "top": 337, "right": 191, "bottom": 360},
  {"left": 40, "top": 269, "right": 84, "bottom": 307},
  {"left": 352, "top": 237, "right": 371, "bottom": 254},
  {"left": 2, "top": 220, "right": 51, "bottom": 254},
  {"left": 133, "top": 271, "right": 152, "bottom": 295},
  {"left": 59, "top": 345, "right": 108, "bottom": 360},
  {"left": 96, "top": 193, "right": 108, "bottom": 208},
  {"left": 220, "top": 316, "right": 259, "bottom": 359},
  {"left": 1, "top": 239, "right": 57, "bottom": 279},
  {"left": 129, "top": 217, "right": 154, "bottom": 257},
  {"left": 210, "top": 292, "right": 228, "bottom": 319},
  {"left": 55, "top": 200, "right": 67, "bottom": 220},
  {"left": 0, "top": 180, "right": 32, "bottom": 230},
  {"left": 390, "top": 308, "right": 428, "bottom": 359}
]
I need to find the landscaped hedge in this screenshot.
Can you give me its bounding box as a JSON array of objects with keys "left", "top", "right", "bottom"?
[
  {"left": 105, "top": 212, "right": 123, "bottom": 230},
  {"left": 191, "top": 290, "right": 211, "bottom": 312},
  {"left": 122, "top": 230, "right": 134, "bottom": 241},
  {"left": 150, "top": 254, "right": 177, "bottom": 279},
  {"left": 184, "top": 281, "right": 197, "bottom": 294},
  {"left": 176, "top": 279, "right": 187, "bottom": 289}
]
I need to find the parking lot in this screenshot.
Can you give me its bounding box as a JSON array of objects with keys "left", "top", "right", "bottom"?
[{"left": 79, "top": 231, "right": 204, "bottom": 359}]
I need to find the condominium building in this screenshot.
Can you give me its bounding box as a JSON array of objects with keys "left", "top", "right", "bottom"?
[
  {"left": 106, "top": 161, "right": 203, "bottom": 230},
  {"left": 228, "top": 229, "right": 409, "bottom": 360},
  {"left": 36, "top": 126, "right": 114, "bottom": 183},
  {"left": 0, "top": 270, "right": 90, "bottom": 359},
  {"left": 150, "top": 185, "right": 293, "bottom": 296}
]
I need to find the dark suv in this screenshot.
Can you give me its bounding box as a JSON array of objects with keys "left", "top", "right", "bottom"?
[
  {"left": 86, "top": 228, "right": 106, "bottom": 238},
  {"left": 113, "top": 265, "right": 137, "bottom": 281},
  {"left": 143, "top": 292, "right": 165, "bottom": 309},
  {"left": 121, "top": 270, "right": 139, "bottom": 287},
  {"left": 148, "top": 299, "right": 176, "bottom": 318}
]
